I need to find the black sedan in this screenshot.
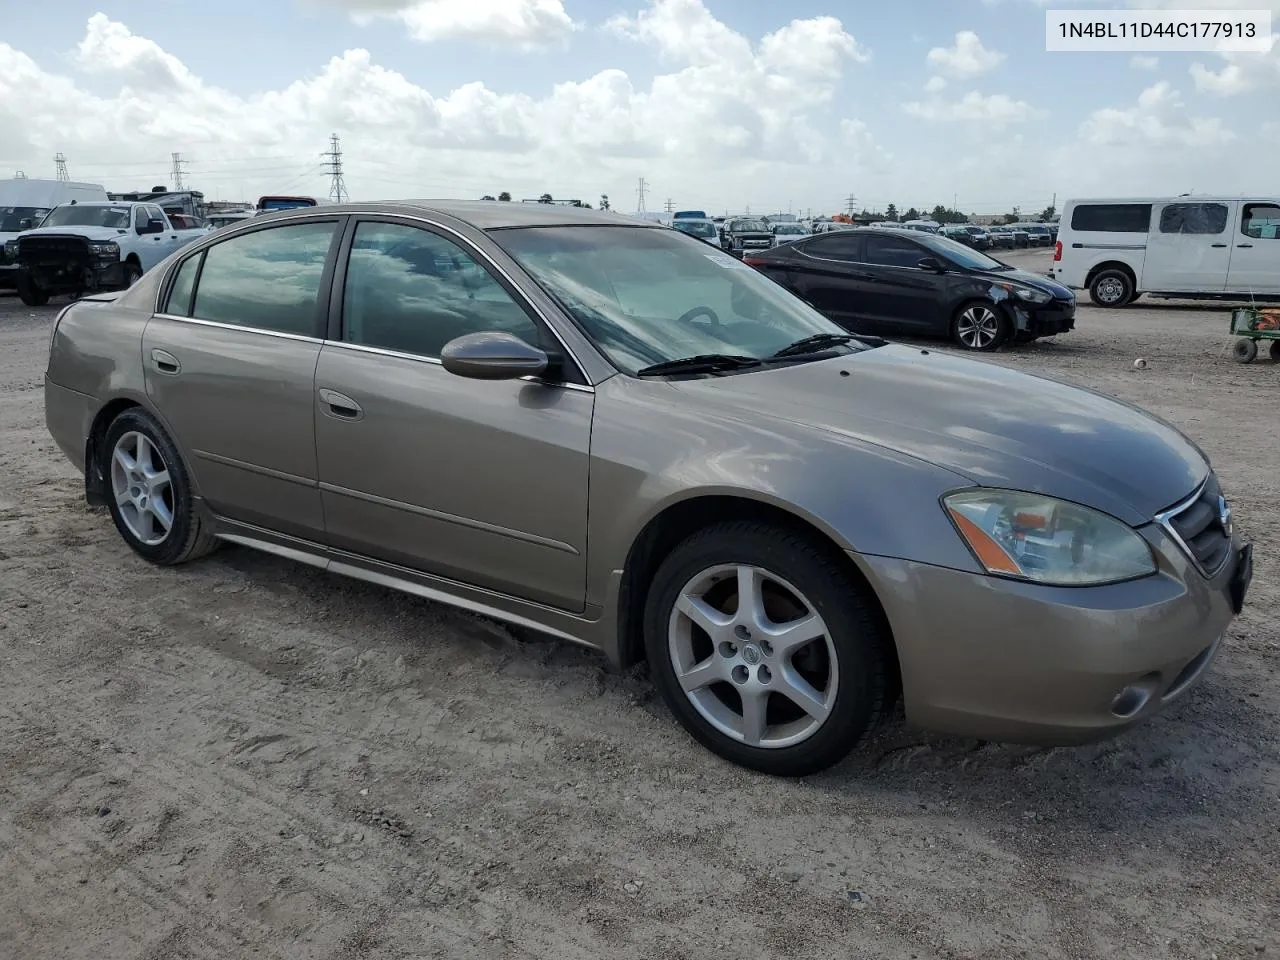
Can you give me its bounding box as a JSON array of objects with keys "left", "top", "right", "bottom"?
[{"left": 741, "top": 227, "right": 1076, "bottom": 351}]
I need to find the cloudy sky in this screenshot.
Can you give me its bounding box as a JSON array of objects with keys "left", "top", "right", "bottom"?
[{"left": 1, "top": 0, "right": 1277, "bottom": 217}]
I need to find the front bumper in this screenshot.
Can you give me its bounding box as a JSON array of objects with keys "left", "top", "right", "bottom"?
[
  {"left": 1010, "top": 298, "right": 1075, "bottom": 337},
  {"left": 22, "top": 258, "right": 125, "bottom": 295},
  {"left": 857, "top": 525, "right": 1250, "bottom": 745}
]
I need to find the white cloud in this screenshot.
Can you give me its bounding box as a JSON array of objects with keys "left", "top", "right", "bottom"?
[
  {"left": 0, "top": 5, "right": 880, "bottom": 213},
  {"left": 1078, "top": 81, "right": 1234, "bottom": 146},
  {"left": 925, "top": 31, "right": 1004, "bottom": 78},
  {"left": 903, "top": 91, "right": 1039, "bottom": 125},
  {"left": 924, "top": 76, "right": 948, "bottom": 93},
  {"left": 1190, "top": 33, "right": 1280, "bottom": 95},
  {"left": 1130, "top": 54, "right": 1159, "bottom": 70},
  {"left": 320, "top": 0, "right": 579, "bottom": 50},
  {"left": 839, "top": 119, "right": 894, "bottom": 171}
]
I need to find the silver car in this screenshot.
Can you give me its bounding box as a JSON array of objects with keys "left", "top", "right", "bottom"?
[{"left": 43, "top": 202, "right": 1252, "bottom": 776}]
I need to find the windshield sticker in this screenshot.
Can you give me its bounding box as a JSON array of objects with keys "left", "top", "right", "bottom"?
[
  {"left": 705, "top": 253, "right": 750, "bottom": 270},
  {"left": 110, "top": 208, "right": 129, "bottom": 214}
]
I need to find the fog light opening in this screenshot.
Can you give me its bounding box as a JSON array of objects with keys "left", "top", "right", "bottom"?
[{"left": 1111, "top": 674, "right": 1160, "bottom": 719}]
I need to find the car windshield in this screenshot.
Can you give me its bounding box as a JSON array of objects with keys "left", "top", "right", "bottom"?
[
  {"left": 730, "top": 220, "right": 769, "bottom": 232},
  {"left": 774, "top": 224, "right": 806, "bottom": 234},
  {"left": 916, "top": 232, "right": 1010, "bottom": 271},
  {"left": 494, "top": 226, "right": 859, "bottom": 375},
  {"left": 673, "top": 220, "right": 717, "bottom": 239},
  {"left": 1, "top": 206, "right": 53, "bottom": 231},
  {"left": 40, "top": 205, "right": 132, "bottom": 229}
]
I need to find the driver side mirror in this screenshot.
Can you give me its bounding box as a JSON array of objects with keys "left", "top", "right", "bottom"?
[
  {"left": 440, "top": 331, "right": 550, "bottom": 381},
  {"left": 18, "top": 218, "right": 33, "bottom": 230},
  {"left": 917, "top": 256, "right": 945, "bottom": 272},
  {"left": 138, "top": 218, "right": 165, "bottom": 235}
]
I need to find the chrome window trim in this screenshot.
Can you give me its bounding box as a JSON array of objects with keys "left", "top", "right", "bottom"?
[
  {"left": 152, "top": 208, "right": 596, "bottom": 386},
  {"left": 1153, "top": 476, "right": 1231, "bottom": 578}
]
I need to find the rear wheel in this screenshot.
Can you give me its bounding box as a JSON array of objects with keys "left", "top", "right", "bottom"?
[
  {"left": 951, "top": 300, "right": 1009, "bottom": 351},
  {"left": 102, "top": 408, "right": 218, "bottom": 565},
  {"left": 1089, "top": 269, "right": 1134, "bottom": 308},
  {"left": 644, "top": 521, "right": 892, "bottom": 777},
  {"left": 1233, "top": 338, "right": 1258, "bottom": 363},
  {"left": 16, "top": 275, "right": 49, "bottom": 306}
]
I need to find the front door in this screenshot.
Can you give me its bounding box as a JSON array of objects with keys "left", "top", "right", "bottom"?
[
  {"left": 1143, "top": 201, "right": 1234, "bottom": 293},
  {"left": 313, "top": 217, "right": 593, "bottom": 612},
  {"left": 855, "top": 233, "right": 945, "bottom": 334},
  {"left": 142, "top": 217, "right": 345, "bottom": 540},
  {"left": 1226, "top": 201, "right": 1280, "bottom": 295}
]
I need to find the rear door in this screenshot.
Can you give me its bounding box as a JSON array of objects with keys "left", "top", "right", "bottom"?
[
  {"left": 1144, "top": 201, "right": 1233, "bottom": 294},
  {"left": 1226, "top": 201, "right": 1280, "bottom": 295},
  {"left": 142, "top": 216, "right": 345, "bottom": 540},
  {"left": 312, "top": 215, "right": 593, "bottom": 612},
  {"left": 786, "top": 232, "right": 869, "bottom": 325}
]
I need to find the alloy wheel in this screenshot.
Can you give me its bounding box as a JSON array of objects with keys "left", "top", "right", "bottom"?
[
  {"left": 956, "top": 305, "right": 1001, "bottom": 349},
  {"left": 667, "top": 563, "right": 838, "bottom": 749},
  {"left": 109, "top": 431, "right": 175, "bottom": 546}
]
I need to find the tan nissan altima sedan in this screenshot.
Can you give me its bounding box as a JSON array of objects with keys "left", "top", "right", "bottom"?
[{"left": 43, "top": 202, "right": 1252, "bottom": 776}]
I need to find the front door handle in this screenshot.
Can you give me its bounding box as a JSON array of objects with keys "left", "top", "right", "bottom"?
[
  {"left": 1211, "top": 243, "right": 1228, "bottom": 248},
  {"left": 318, "top": 388, "right": 363, "bottom": 421},
  {"left": 150, "top": 348, "right": 180, "bottom": 375}
]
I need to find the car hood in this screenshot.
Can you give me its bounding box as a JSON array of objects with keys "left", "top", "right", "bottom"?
[
  {"left": 18, "top": 225, "right": 130, "bottom": 242},
  {"left": 672, "top": 345, "right": 1206, "bottom": 526}
]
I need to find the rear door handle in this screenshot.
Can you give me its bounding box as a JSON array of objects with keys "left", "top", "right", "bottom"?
[
  {"left": 150, "top": 348, "right": 180, "bottom": 375},
  {"left": 318, "top": 388, "right": 363, "bottom": 421},
  {"left": 1211, "top": 243, "right": 1228, "bottom": 248},
  {"left": 1238, "top": 243, "right": 1254, "bottom": 248}
]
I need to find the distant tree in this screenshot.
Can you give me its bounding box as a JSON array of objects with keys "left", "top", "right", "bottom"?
[
  {"left": 480, "top": 194, "right": 496, "bottom": 201},
  {"left": 498, "top": 191, "right": 512, "bottom": 202},
  {"left": 538, "top": 193, "right": 554, "bottom": 204},
  {"left": 1003, "top": 205, "right": 1021, "bottom": 224},
  {"left": 903, "top": 206, "right": 921, "bottom": 221},
  {"left": 884, "top": 203, "right": 898, "bottom": 221},
  {"left": 600, "top": 194, "right": 610, "bottom": 211},
  {"left": 1039, "top": 204, "right": 1056, "bottom": 221}
]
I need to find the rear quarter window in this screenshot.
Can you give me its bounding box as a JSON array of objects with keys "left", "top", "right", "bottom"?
[{"left": 1069, "top": 204, "right": 1153, "bottom": 232}]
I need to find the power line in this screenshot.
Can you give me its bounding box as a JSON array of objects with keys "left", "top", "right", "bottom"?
[
  {"left": 636, "top": 177, "right": 648, "bottom": 214},
  {"left": 170, "top": 152, "right": 188, "bottom": 190},
  {"left": 322, "top": 133, "right": 348, "bottom": 203},
  {"left": 54, "top": 153, "right": 69, "bottom": 182}
]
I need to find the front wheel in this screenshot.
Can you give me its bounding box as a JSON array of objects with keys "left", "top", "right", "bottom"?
[
  {"left": 643, "top": 521, "right": 892, "bottom": 777},
  {"left": 102, "top": 407, "right": 219, "bottom": 565},
  {"left": 122, "top": 260, "right": 143, "bottom": 288},
  {"left": 1089, "top": 269, "right": 1134, "bottom": 308},
  {"left": 17, "top": 275, "right": 49, "bottom": 306},
  {"left": 951, "top": 301, "right": 1009, "bottom": 351},
  {"left": 1233, "top": 338, "right": 1258, "bottom": 363}
]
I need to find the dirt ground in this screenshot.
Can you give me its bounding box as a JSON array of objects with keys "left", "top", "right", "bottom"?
[{"left": 1, "top": 248, "right": 1277, "bottom": 960}]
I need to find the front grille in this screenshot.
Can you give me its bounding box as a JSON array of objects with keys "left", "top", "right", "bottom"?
[
  {"left": 18, "top": 236, "right": 90, "bottom": 265},
  {"left": 1160, "top": 473, "right": 1233, "bottom": 575}
]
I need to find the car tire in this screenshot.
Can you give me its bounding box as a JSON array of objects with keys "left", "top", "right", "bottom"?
[
  {"left": 951, "top": 300, "right": 1010, "bottom": 352},
  {"left": 122, "top": 261, "right": 143, "bottom": 288},
  {"left": 17, "top": 275, "right": 50, "bottom": 307},
  {"left": 1089, "top": 269, "right": 1134, "bottom": 308},
  {"left": 643, "top": 520, "right": 892, "bottom": 777},
  {"left": 102, "top": 407, "right": 219, "bottom": 565}
]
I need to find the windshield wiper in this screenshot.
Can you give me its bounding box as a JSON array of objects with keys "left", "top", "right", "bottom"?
[
  {"left": 769, "top": 332, "right": 884, "bottom": 358},
  {"left": 635, "top": 354, "right": 763, "bottom": 377}
]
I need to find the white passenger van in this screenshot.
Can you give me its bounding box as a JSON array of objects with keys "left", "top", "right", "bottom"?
[{"left": 1051, "top": 196, "right": 1280, "bottom": 307}]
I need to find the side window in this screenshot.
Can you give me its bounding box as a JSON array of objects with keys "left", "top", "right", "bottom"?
[
  {"left": 1159, "top": 203, "right": 1229, "bottom": 235},
  {"left": 803, "top": 233, "right": 863, "bottom": 261},
  {"left": 341, "top": 221, "right": 539, "bottom": 358},
  {"left": 164, "top": 253, "right": 201, "bottom": 316},
  {"left": 863, "top": 235, "right": 926, "bottom": 269},
  {"left": 191, "top": 222, "right": 338, "bottom": 336},
  {"left": 1241, "top": 203, "right": 1280, "bottom": 240},
  {"left": 1070, "top": 203, "right": 1153, "bottom": 232}
]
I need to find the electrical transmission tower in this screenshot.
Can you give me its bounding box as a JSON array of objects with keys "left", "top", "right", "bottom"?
[
  {"left": 664, "top": 198, "right": 674, "bottom": 214},
  {"left": 323, "top": 133, "right": 348, "bottom": 203},
  {"left": 844, "top": 193, "right": 858, "bottom": 217},
  {"left": 170, "top": 152, "right": 188, "bottom": 190},
  {"left": 54, "top": 153, "right": 69, "bottom": 182},
  {"left": 636, "top": 177, "right": 648, "bottom": 214}
]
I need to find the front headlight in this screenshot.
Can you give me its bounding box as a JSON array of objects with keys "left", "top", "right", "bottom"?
[
  {"left": 943, "top": 489, "right": 1157, "bottom": 585},
  {"left": 996, "top": 282, "right": 1052, "bottom": 305},
  {"left": 88, "top": 241, "right": 120, "bottom": 257}
]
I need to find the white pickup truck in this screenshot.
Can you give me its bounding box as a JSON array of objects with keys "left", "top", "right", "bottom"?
[{"left": 3, "top": 200, "right": 209, "bottom": 306}]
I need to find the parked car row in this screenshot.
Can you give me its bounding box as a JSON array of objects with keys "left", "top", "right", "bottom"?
[{"left": 42, "top": 200, "right": 1250, "bottom": 776}]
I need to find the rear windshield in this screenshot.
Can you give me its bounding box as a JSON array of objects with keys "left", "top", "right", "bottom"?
[{"left": 1070, "top": 203, "right": 1152, "bottom": 233}]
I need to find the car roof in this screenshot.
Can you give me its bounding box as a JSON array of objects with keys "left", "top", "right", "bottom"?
[{"left": 250, "top": 199, "right": 662, "bottom": 231}]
